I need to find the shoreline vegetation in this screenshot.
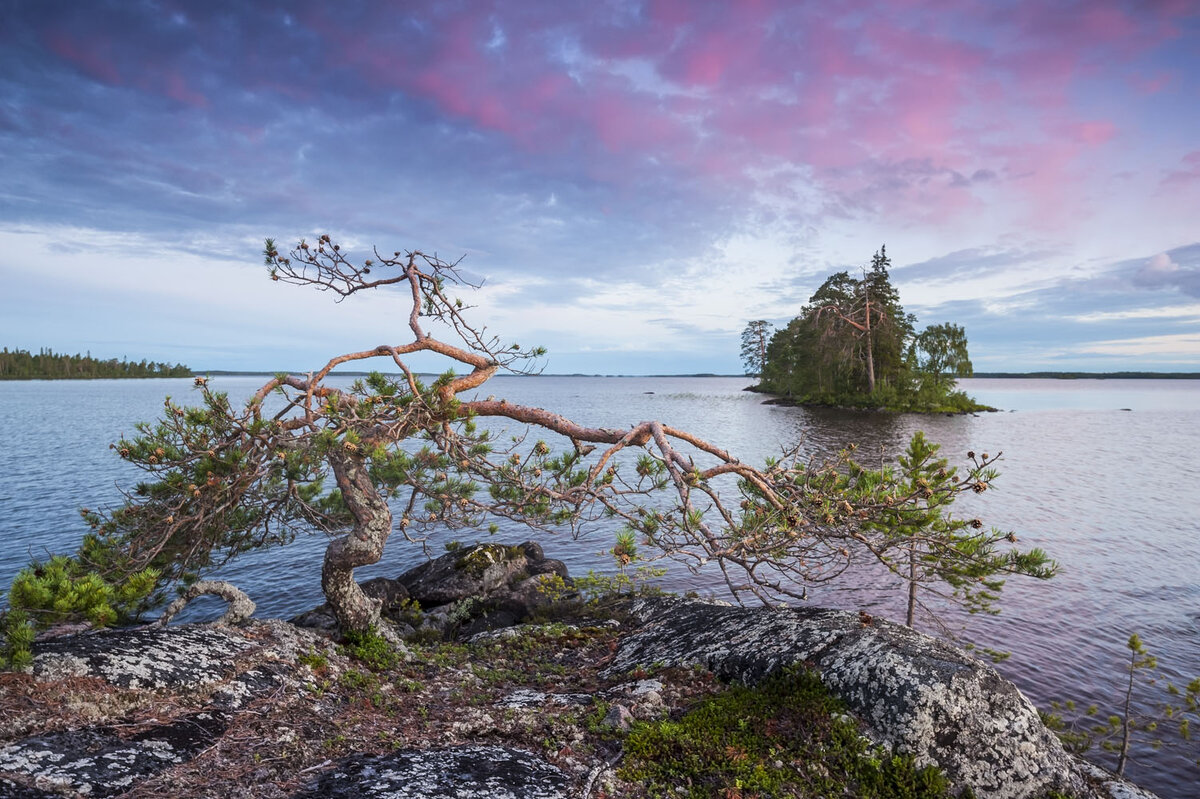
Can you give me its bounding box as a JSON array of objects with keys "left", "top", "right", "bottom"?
[
  {"left": 3, "top": 349, "right": 1195, "bottom": 385},
  {"left": 0, "top": 347, "right": 190, "bottom": 380},
  {"left": 744, "top": 382, "right": 998, "bottom": 414},
  {"left": 747, "top": 247, "right": 992, "bottom": 413}
]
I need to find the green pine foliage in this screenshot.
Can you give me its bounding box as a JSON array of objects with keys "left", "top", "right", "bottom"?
[
  {"left": 82, "top": 380, "right": 349, "bottom": 588},
  {"left": 0, "top": 347, "right": 191, "bottom": 380},
  {"left": 740, "top": 319, "right": 772, "bottom": 376},
  {"left": 1043, "top": 634, "right": 1200, "bottom": 777},
  {"left": 757, "top": 247, "right": 990, "bottom": 413},
  {"left": 856, "top": 432, "right": 1056, "bottom": 625},
  {"left": 0, "top": 555, "right": 159, "bottom": 669}
]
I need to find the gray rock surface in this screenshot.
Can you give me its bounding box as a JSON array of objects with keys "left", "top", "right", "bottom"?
[
  {"left": 5, "top": 620, "right": 329, "bottom": 797},
  {"left": 0, "top": 776, "right": 58, "bottom": 798},
  {"left": 399, "top": 542, "right": 534, "bottom": 607},
  {"left": 0, "top": 711, "right": 229, "bottom": 797},
  {"left": 496, "top": 689, "right": 594, "bottom": 709},
  {"left": 5, "top": 589, "right": 1161, "bottom": 799},
  {"left": 608, "top": 596, "right": 1126, "bottom": 799},
  {"left": 290, "top": 746, "right": 570, "bottom": 798},
  {"left": 601, "top": 704, "right": 634, "bottom": 731},
  {"left": 33, "top": 625, "right": 253, "bottom": 689}
]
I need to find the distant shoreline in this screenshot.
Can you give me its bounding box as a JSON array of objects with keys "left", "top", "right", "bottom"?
[
  {"left": 969, "top": 371, "right": 1200, "bottom": 380},
  {"left": 192, "top": 370, "right": 1200, "bottom": 380},
  {"left": 5, "top": 370, "right": 1197, "bottom": 381}
]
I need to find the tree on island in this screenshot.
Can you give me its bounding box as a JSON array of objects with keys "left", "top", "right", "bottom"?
[
  {"left": 2, "top": 235, "right": 1052, "bottom": 666},
  {"left": 739, "top": 320, "right": 773, "bottom": 376},
  {"left": 913, "top": 323, "right": 973, "bottom": 394},
  {"left": 758, "top": 247, "right": 981, "bottom": 412}
]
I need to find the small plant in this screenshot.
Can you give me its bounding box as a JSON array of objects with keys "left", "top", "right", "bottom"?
[
  {"left": 532, "top": 572, "right": 574, "bottom": 604},
  {"left": 341, "top": 626, "right": 400, "bottom": 671},
  {"left": 297, "top": 648, "right": 329, "bottom": 671},
  {"left": 858, "top": 432, "right": 1057, "bottom": 628},
  {"left": 1, "top": 555, "right": 159, "bottom": 669},
  {"left": 611, "top": 528, "right": 638, "bottom": 575},
  {"left": 394, "top": 677, "right": 423, "bottom": 693},
  {"left": 392, "top": 596, "right": 424, "bottom": 627},
  {"left": 338, "top": 668, "right": 375, "bottom": 690},
  {"left": 535, "top": 561, "right": 665, "bottom": 609},
  {"left": 1043, "top": 633, "right": 1199, "bottom": 776},
  {"left": 404, "top": 627, "right": 444, "bottom": 645}
]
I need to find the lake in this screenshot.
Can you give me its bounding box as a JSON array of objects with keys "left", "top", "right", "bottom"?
[{"left": 1, "top": 375, "right": 1197, "bottom": 796}]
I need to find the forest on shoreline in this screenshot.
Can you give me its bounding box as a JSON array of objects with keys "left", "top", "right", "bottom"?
[{"left": 0, "top": 347, "right": 191, "bottom": 380}]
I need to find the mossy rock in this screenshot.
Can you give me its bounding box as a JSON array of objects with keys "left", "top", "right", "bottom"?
[
  {"left": 454, "top": 544, "right": 526, "bottom": 579},
  {"left": 398, "top": 541, "right": 533, "bottom": 608}
]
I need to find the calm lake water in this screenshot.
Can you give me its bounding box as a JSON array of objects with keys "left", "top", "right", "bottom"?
[{"left": 1, "top": 375, "right": 1197, "bottom": 796}]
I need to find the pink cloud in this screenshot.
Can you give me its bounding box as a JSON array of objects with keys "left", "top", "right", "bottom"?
[
  {"left": 46, "top": 32, "right": 123, "bottom": 85},
  {"left": 1162, "top": 150, "right": 1200, "bottom": 189},
  {"left": 43, "top": 27, "right": 210, "bottom": 110},
  {"left": 1077, "top": 4, "right": 1139, "bottom": 42},
  {"left": 293, "top": 0, "right": 1193, "bottom": 230},
  {"left": 1075, "top": 120, "right": 1116, "bottom": 145},
  {"left": 1130, "top": 71, "right": 1173, "bottom": 94},
  {"left": 163, "top": 72, "right": 209, "bottom": 109}
]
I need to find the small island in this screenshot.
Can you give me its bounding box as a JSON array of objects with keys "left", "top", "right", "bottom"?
[
  {"left": 742, "top": 247, "right": 992, "bottom": 413},
  {"left": 0, "top": 347, "right": 191, "bottom": 380}
]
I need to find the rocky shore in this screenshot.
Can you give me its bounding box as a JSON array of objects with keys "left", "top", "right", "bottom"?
[{"left": 0, "top": 542, "right": 1157, "bottom": 798}]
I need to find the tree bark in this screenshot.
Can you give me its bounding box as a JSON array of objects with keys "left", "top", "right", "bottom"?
[
  {"left": 906, "top": 541, "right": 917, "bottom": 627},
  {"left": 864, "top": 290, "right": 876, "bottom": 394},
  {"left": 322, "top": 446, "right": 393, "bottom": 632},
  {"left": 153, "top": 580, "right": 256, "bottom": 627},
  {"left": 1117, "top": 648, "right": 1135, "bottom": 775}
]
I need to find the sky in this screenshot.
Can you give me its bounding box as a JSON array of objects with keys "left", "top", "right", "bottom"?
[{"left": 1, "top": 0, "right": 1198, "bottom": 375}]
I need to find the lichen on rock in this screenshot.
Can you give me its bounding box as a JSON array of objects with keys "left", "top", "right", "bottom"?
[
  {"left": 608, "top": 596, "right": 1101, "bottom": 799},
  {"left": 33, "top": 625, "right": 254, "bottom": 690},
  {"left": 291, "top": 745, "right": 571, "bottom": 799}
]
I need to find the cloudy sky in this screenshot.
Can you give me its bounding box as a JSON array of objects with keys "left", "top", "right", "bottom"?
[{"left": 2, "top": 0, "right": 1198, "bottom": 375}]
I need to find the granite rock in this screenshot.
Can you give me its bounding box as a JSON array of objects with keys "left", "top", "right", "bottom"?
[
  {"left": 607, "top": 596, "right": 1140, "bottom": 799},
  {"left": 290, "top": 746, "right": 570, "bottom": 799},
  {"left": 33, "top": 625, "right": 254, "bottom": 690}
]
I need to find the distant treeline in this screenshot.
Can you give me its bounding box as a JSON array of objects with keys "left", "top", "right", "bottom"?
[
  {"left": 0, "top": 348, "right": 192, "bottom": 380},
  {"left": 973, "top": 371, "right": 1200, "bottom": 380}
]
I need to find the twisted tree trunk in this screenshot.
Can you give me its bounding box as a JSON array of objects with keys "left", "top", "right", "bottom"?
[{"left": 322, "top": 447, "right": 393, "bottom": 632}]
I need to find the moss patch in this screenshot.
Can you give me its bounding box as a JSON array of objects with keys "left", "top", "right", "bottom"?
[
  {"left": 621, "top": 665, "right": 953, "bottom": 799},
  {"left": 454, "top": 543, "right": 524, "bottom": 578}
]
